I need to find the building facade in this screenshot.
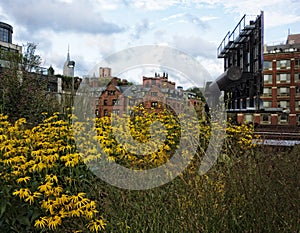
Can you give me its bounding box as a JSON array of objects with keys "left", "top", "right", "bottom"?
[
  {"left": 258, "top": 34, "right": 300, "bottom": 126},
  {"left": 63, "top": 46, "right": 75, "bottom": 77},
  {"left": 99, "top": 67, "right": 112, "bottom": 78},
  {"left": 95, "top": 72, "right": 204, "bottom": 118},
  {"left": 234, "top": 33, "right": 300, "bottom": 126},
  {"left": 0, "top": 22, "right": 22, "bottom": 69}
]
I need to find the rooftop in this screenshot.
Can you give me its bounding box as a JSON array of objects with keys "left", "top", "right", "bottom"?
[{"left": 264, "top": 33, "right": 300, "bottom": 54}]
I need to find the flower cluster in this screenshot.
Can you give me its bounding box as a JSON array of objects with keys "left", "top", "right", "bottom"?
[
  {"left": 91, "top": 105, "right": 203, "bottom": 170},
  {"left": 0, "top": 106, "right": 258, "bottom": 231},
  {"left": 225, "top": 122, "right": 258, "bottom": 155},
  {"left": 0, "top": 113, "right": 105, "bottom": 232}
]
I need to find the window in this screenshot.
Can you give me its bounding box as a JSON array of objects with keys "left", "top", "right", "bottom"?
[
  {"left": 295, "top": 73, "right": 300, "bottom": 83},
  {"left": 112, "top": 99, "right": 119, "bottom": 105},
  {"left": 276, "top": 73, "right": 290, "bottom": 83},
  {"left": 104, "top": 109, "right": 108, "bottom": 116},
  {"left": 263, "top": 101, "right": 272, "bottom": 108},
  {"left": 151, "top": 92, "right": 158, "bottom": 96},
  {"left": 264, "top": 74, "right": 272, "bottom": 84},
  {"left": 261, "top": 114, "right": 270, "bottom": 124},
  {"left": 295, "top": 101, "right": 300, "bottom": 111},
  {"left": 296, "top": 87, "right": 300, "bottom": 96},
  {"left": 278, "top": 114, "right": 288, "bottom": 124},
  {"left": 263, "top": 87, "right": 272, "bottom": 96},
  {"left": 276, "top": 60, "right": 290, "bottom": 70},
  {"left": 0, "top": 28, "right": 9, "bottom": 43},
  {"left": 103, "top": 99, "right": 107, "bottom": 106},
  {"left": 95, "top": 109, "right": 99, "bottom": 116},
  {"left": 151, "top": 79, "right": 156, "bottom": 85},
  {"left": 277, "top": 87, "right": 289, "bottom": 96},
  {"left": 295, "top": 58, "right": 300, "bottom": 69},
  {"left": 129, "top": 99, "right": 135, "bottom": 106},
  {"left": 108, "top": 90, "right": 116, "bottom": 95},
  {"left": 112, "top": 109, "right": 120, "bottom": 115},
  {"left": 245, "top": 114, "right": 253, "bottom": 123},
  {"left": 278, "top": 101, "right": 289, "bottom": 108},
  {"left": 151, "top": 102, "right": 158, "bottom": 108},
  {"left": 263, "top": 61, "right": 272, "bottom": 70}
]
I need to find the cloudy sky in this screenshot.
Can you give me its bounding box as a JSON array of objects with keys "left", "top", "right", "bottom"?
[{"left": 1, "top": 0, "right": 300, "bottom": 87}]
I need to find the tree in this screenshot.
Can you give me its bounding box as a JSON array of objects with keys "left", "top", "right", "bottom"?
[
  {"left": 186, "top": 86, "right": 205, "bottom": 101},
  {"left": 0, "top": 43, "right": 60, "bottom": 125},
  {"left": 186, "top": 86, "right": 210, "bottom": 122}
]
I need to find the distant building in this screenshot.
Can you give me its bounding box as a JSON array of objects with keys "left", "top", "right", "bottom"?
[
  {"left": 95, "top": 72, "right": 204, "bottom": 118},
  {"left": 63, "top": 46, "right": 75, "bottom": 77},
  {"left": 0, "top": 22, "right": 13, "bottom": 44},
  {"left": 0, "top": 22, "right": 22, "bottom": 70},
  {"left": 99, "top": 67, "right": 111, "bottom": 78}
]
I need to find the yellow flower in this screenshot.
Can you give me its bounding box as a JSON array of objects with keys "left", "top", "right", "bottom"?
[
  {"left": 16, "top": 176, "right": 31, "bottom": 184},
  {"left": 38, "top": 182, "right": 53, "bottom": 193},
  {"left": 13, "top": 188, "right": 31, "bottom": 199},
  {"left": 47, "top": 215, "right": 62, "bottom": 230},
  {"left": 45, "top": 174, "right": 58, "bottom": 183},
  {"left": 86, "top": 218, "right": 106, "bottom": 232},
  {"left": 24, "top": 194, "right": 35, "bottom": 205},
  {"left": 53, "top": 186, "right": 63, "bottom": 196},
  {"left": 34, "top": 216, "right": 48, "bottom": 229},
  {"left": 71, "top": 192, "right": 86, "bottom": 202}
]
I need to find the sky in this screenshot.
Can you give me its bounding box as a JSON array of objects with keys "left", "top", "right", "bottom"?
[{"left": 1, "top": 0, "right": 300, "bottom": 88}]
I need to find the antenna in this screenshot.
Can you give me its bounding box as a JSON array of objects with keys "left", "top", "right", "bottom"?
[{"left": 67, "top": 44, "right": 70, "bottom": 61}]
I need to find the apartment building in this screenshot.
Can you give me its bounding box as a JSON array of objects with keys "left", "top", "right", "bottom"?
[
  {"left": 95, "top": 72, "right": 203, "bottom": 118},
  {"left": 259, "top": 33, "right": 300, "bottom": 126}
]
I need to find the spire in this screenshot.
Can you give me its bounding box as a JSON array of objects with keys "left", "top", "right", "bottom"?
[
  {"left": 63, "top": 44, "right": 75, "bottom": 77},
  {"left": 67, "top": 44, "right": 70, "bottom": 62}
]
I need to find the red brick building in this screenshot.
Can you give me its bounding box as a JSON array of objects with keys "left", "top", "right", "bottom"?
[
  {"left": 95, "top": 73, "right": 203, "bottom": 118},
  {"left": 237, "top": 33, "right": 300, "bottom": 126}
]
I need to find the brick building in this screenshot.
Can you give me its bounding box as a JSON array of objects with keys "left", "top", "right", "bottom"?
[
  {"left": 232, "top": 33, "right": 300, "bottom": 127},
  {"left": 258, "top": 33, "right": 300, "bottom": 126},
  {"left": 95, "top": 72, "right": 203, "bottom": 118}
]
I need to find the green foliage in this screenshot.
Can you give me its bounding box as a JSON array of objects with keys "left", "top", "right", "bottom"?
[
  {"left": 186, "top": 86, "right": 205, "bottom": 101},
  {"left": 0, "top": 110, "right": 299, "bottom": 232},
  {"left": 0, "top": 114, "right": 105, "bottom": 232},
  {"left": 0, "top": 43, "right": 60, "bottom": 125}
]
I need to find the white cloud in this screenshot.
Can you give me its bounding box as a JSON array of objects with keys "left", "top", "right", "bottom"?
[
  {"left": 161, "top": 13, "right": 186, "bottom": 21},
  {"left": 1, "top": 0, "right": 299, "bottom": 83},
  {"left": 218, "top": 0, "right": 300, "bottom": 28},
  {"left": 1, "top": 0, "right": 124, "bottom": 35},
  {"left": 172, "top": 35, "right": 216, "bottom": 59}
]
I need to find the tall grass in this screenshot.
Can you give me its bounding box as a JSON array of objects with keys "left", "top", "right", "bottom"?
[
  {"left": 1, "top": 112, "right": 299, "bottom": 232},
  {"left": 94, "top": 145, "right": 300, "bottom": 232}
]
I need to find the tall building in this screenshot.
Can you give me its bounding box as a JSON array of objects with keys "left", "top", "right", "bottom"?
[
  {"left": 260, "top": 33, "right": 300, "bottom": 126},
  {"left": 228, "top": 33, "right": 300, "bottom": 127},
  {"left": 63, "top": 46, "right": 75, "bottom": 77},
  {"left": 0, "top": 22, "right": 22, "bottom": 68},
  {"left": 0, "top": 22, "right": 13, "bottom": 43}
]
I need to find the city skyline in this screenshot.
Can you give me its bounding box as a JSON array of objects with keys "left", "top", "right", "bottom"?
[{"left": 1, "top": 0, "right": 300, "bottom": 87}]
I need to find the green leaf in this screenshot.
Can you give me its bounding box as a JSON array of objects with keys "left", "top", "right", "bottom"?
[
  {"left": 0, "top": 201, "right": 6, "bottom": 218},
  {"left": 18, "top": 216, "right": 31, "bottom": 226}
]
